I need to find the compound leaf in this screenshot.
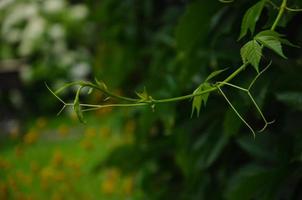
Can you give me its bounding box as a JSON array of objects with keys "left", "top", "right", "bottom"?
[
  {"left": 191, "top": 83, "right": 213, "bottom": 117},
  {"left": 240, "top": 40, "right": 262, "bottom": 72},
  {"left": 255, "top": 30, "right": 299, "bottom": 58},
  {"left": 239, "top": 0, "right": 266, "bottom": 40}
]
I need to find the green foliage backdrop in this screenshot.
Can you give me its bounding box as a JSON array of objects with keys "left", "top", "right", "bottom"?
[
  {"left": 83, "top": 0, "right": 302, "bottom": 199},
  {"left": 1, "top": 0, "right": 302, "bottom": 199}
]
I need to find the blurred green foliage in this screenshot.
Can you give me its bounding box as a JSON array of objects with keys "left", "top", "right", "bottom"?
[
  {"left": 88, "top": 0, "right": 302, "bottom": 199},
  {"left": 1, "top": 0, "right": 302, "bottom": 199}
]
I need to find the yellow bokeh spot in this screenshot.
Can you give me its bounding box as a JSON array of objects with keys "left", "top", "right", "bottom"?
[
  {"left": 124, "top": 120, "right": 136, "bottom": 135},
  {"left": 30, "top": 161, "right": 40, "bottom": 173},
  {"left": 95, "top": 106, "right": 112, "bottom": 116},
  {"left": 15, "top": 145, "right": 24, "bottom": 157},
  {"left": 23, "top": 129, "right": 39, "bottom": 145},
  {"left": 100, "top": 168, "right": 121, "bottom": 195},
  {"left": 84, "top": 127, "right": 97, "bottom": 139},
  {"left": 0, "top": 157, "right": 11, "bottom": 170},
  {"left": 15, "top": 170, "right": 33, "bottom": 186},
  {"left": 51, "top": 150, "right": 64, "bottom": 168},
  {"left": 122, "top": 176, "right": 134, "bottom": 196},
  {"left": 80, "top": 139, "right": 94, "bottom": 151},
  {"left": 36, "top": 117, "right": 48, "bottom": 129},
  {"left": 58, "top": 125, "right": 69, "bottom": 137},
  {"left": 99, "top": 127, "right": 111, "bottom": 139},
  {"left": 0, "top": 181, "right": 8, "bottom": 200}
]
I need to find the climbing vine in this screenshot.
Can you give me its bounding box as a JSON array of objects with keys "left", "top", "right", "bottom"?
[{"left": 48, "top": 0, "right": 301, "bottom": 137}]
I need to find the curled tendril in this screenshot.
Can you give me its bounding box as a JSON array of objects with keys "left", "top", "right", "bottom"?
[
  {"left": 285, "top": 6, "right": 302, "bottom": 12},
  {"left": 215, "top": 62, "right": 275, "bottom": 137}
]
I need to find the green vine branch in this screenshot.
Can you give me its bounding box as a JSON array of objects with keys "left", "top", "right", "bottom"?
[
  {"left": 271, "top": 0, "right": 287, "bottom": 31},
  {"left": 48, "top": 0, "right": 297, "bottom": 137}
]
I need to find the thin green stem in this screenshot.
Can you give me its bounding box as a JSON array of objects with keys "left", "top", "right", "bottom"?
[
  {"left": 216, "top": 81, "right": 248, "bottom": 92},
  {"left": 57, "top": 105, "right": 66, "bottom": 116},
  {"left": 218, "top": 63, "right": 247, "bottom": 86},
  {"left": 217, "top": 86, "right": 255, "bottom": 138},
  {"left": 83, "top": 82, "right": 139, "bottom": 103},
  {"left": 55, "top": 81, "right": 83, "bottom": 94},
  {"left": 81, "top": 103, "right": 148, "bottom": 112},
  {"left": 248, "top": 61, "right": 272, "bottom": 90},
  {"left": 285, "top": 7, "right": 302, "bottom": 12},
  {"left": 153, "top": 87, "right": 216, "bottom": 103},
  {"left": 54, "top": 80, "right": 139, "bottom": 103},
  {"left": 247, "top": 92, "right": 275, "bottom": 132},
  {"left": 45, "top": 82, "right": 66, "bottom": 104},
  {"left": 153, "top": 63, "right": 247, "bottom": 104},
  {"left": 218, "top": 66, "right": 275, "bottom": 133},
  {"left": 271, "top": 0, "right": 287, "bottom": 31}
]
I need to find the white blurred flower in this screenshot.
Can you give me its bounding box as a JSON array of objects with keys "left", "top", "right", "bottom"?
[
  {"left": 43, "top": 0, "right": 65, "bottom": 14},
  {"left": 2, "top": 3, "right": 38, "bottom": 40},
  {"left": 70, "top": 62, "right": 90, "bottom": 80},
  {"left": 22, "top": 3, "right": 39, "bottom": 18},
  {"left": 19, "top": 17, "right": 46, "bottom": 56},
  {"left": 5, "top": 28, "right": 21, "bottom": 43},
  {"left": 59, "top": 51, "right": 76, "bottom": 67},
  {"left": 48, "top": 24, "right": 65, "bottom": 40},
  {"left": 53, "top": 40, "right": 67, "bottom": 56},
  {"left": 0, "top": 0, "right": 14, "bottom": 11},
  {"left": 69, "top": 5, "right": 88, "bottom": 20},
  {"left": 20, "top": 64, "right": 32, "bottom": 82}
]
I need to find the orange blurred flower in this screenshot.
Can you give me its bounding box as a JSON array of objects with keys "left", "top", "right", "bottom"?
[
  {"left": 51, "top": 150, "right": 64, "bottom": 168},
  {"left": 0, "top": 157, "right": 11, "bottom": 170},
  {"left": 100, "top": 168, "right": 121, "bottom": 195},
  {"left": 0, "top": 181, "right": 8, "bottom": 200}
]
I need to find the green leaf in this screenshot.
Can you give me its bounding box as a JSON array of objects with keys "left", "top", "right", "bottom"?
[
  {"left": 74, "top": 88, "right": 86, "bottom": 124},
  {"left": 256, "top": 30, "right": 299, "bottom": 47},
  {"left": 255, "top": 30, "right": 299, "bottom": 58},
  {"left": 95, "top": 78, "right": 108, "bottom": 90},
  {"left": 205, "top": 68, "right": 228, "bottom": 82},
  {"left": 240, "top": 40, "right": 262, "bottom": 72},
  {"left": 256, "top": 30, "right": 284, "bottom": 38},
  {"left": 238, "top": 0, "right": 266, "bottom": 40},
  {"left": 255, "top": 36, "right": 286, "bottom": 59},
  {"left": 191, "top": 83, "right": 213, "bottom": 117},
  {"left": 87, "top": 88, "right": 93, "bottom": 95}
]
